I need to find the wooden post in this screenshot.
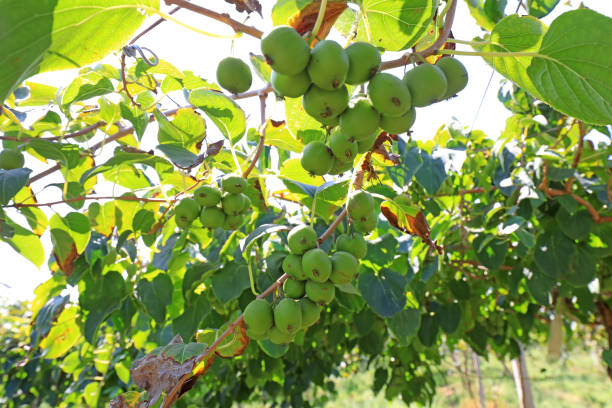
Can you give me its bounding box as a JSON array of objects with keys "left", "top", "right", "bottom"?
[
  {"left": 472, "top": 351, "right": 486, "bottom": 408},
  {"left": 512, "top": 342, "right": 535, "bottom": 408}
]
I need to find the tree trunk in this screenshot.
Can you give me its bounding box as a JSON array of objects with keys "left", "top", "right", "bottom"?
[
  {"left": 512, "top": 342, "right": 535, "bottom": 408},
  {"left": 472, "top": 351, "right": 486, "bottom": 408}
]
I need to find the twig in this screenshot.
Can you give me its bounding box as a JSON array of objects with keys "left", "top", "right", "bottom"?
[
  {"left": 3, "top": 195, "right": 167, "bottom": 208},
  {"left": 450, "top": 259, "right": 512, "bottom": 272},
  {"left": 120, "top": 51, "right": 141, "bottom": 108},
  {"left": 130, "top": 6, "right": 180, "bottom": 45},
  {"left": 164, "top": 0, "right": 264, "bottom": 39},
  {"left": 435, "top": 186, "right": 498, "bottom": 197},
  {"left": 0, "top": 121, "right": 106, "bottom": 142}
]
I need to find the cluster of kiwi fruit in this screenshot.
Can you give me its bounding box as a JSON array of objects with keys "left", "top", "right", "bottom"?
[
  {"left": 0, "top": 149, "right": 25, "bottom": 170},
  {"left": 243, "top": 223, "right": 368, "bottom": 344},
  {"left": 174, "top": 175, "right": 252, "bottom": 230}
]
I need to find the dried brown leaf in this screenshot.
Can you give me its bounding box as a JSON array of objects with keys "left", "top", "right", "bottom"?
[
  {"left": 206, "top": 140, "right": 224, "bottom": 157},
  {"left": 225, "top": 0, "right": 262, "bottom": 15},
  {"left": 288, "top": 1, "right": 348, "bottom": 43}
]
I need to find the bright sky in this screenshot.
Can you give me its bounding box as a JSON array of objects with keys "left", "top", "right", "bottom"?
[{"left": 1, "top": 0, "right": 611, "bottom": 304}]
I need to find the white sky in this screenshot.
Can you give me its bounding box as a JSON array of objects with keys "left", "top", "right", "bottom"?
[{"left": 1, "top": 0, "right": 611, "bottom": 304}]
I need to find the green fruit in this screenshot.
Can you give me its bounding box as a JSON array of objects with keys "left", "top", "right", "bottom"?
[
  {"left": 283, "top": 278, "right": 305, "bottom": 299},
  {"left": 353, "top": 209, "right": 377, "bottom": 234},
  {"left": 283, "top": 254, "right": 308, "bottom": 279},
  {"left": 367, "top": 73, "right": 412, "bottom": 117},
  {"left": 339, "top": 99, "right": 380, "bottom": 141},
  {"left": 274, "top": 298, "right": 302, "bottom": 334},
  {"left": 222, "top": 193, "right": 246, "bottom": 216},
  {"left": 268, "top": 326, "right": 295, "bottom": 344},
  {"left": 329, "top": 129, "right": 357, "bottom": 162},
  {"left": 193, "top": 185, "right": 222, "bottom": 207},
  {"left": 175, "top": 198, "right": 201, "bottom": 226},
  {"left": 347, "top": 190, "right": 375, "bottom": 219},
  {"left": 175, "top": 216, "right": 192, "bottom": 229},
  {"left": 380, "top": 106, "right": 416, "bottom": 134},
  {"left": 271, "top": 70, "right": 311, "bottom": 97},
  {"left": 302, "top": 248, "right": 332, "bottom": 282},
  {"left": 335, "top": 233, "right": 368, "bottom": 259},
  {"left": 0, "top": 149, "right": 24, "bottom": 170},
  {"left": 216, "top": 57, "right": 252, "bottom": 94},
  {"left": 287, "top": 225, "right": 318, "bottom": 255},
  {"left": 305, "top": 280, "right": 335, "bottom": 305},
  {"left": 402, "top": 64, "right": 448, "bottom": 107},
  {"left": 244, "top": 299, "right": 274, "bottom": 333},
  {"left": 299, "top": 298, "right": 321, "bottom": 328},
  {"left": 241, "top": 195, "right": 252, "bottom": 213},
  {"left": 302, "top": 84, "right": 349, "bottom": 126},
  {"left": 356, "top": 132, "right": 377, "bottom": 153},
  {"left": 199, "top": 207, "right": 226, "bottom": 229},
  {"left": 329, "top": 251, "right": 359, "bottom": 284},
  {"left": 328, "top": 158, "right": 354, "bottom": 175},
  {"left": 436, "top": 57, "right": 468, "bottom": 99},
  {"left": 221, "top": 175, "right": 247, "bottom": 194},
  {"left": 223, "top": 214, "right": 245, "bottom": 230},
  {"left": 261, "top": 26, "right": 311, "bottom": 75},
  {"left": 345, "top": 42, "right": 381, "bottom": 85},
  {"left": 246, "top": 328, "right": 268, "bottom": 341},
  {"left": 307, "top": 40, "right": 349, "bottom": 90},
  {"left": 300, "top": 141, "right": 334, "bottom": 176}
]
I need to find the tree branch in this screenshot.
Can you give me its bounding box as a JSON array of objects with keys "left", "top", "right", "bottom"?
[
  {"left": 4, "top": 195, "right": 168, "bottom": 208},
  {"left": 164, "top": 0, "right": 264, "bottom": 39}
]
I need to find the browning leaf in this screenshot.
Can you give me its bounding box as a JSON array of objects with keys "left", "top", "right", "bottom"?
[
  {"left": 225, "top": 0, "right": 262, "bottom": 15},
  {"left": 381, "top": 205, "right": 443, "bottom": 254},
  {"left": 53, "top": 243, "right": 78, "bottom": 276},
  {"left": 108, "top": 391, "right": 146, "bottom": 408},
  {"left": 215, "top": 320, "right": 250, "bottom": 358},
  {"left": 288, "top": 1, "right": 348, "bottom": 43},
  {"left": 206, "top": 140, "right": 224, "bottom": 157}
]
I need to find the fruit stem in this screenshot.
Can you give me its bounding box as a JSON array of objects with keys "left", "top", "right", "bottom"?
[
  {"left": 309, "top": 0, "right": 328, "bottom": 45},
  {"left": 445, "top": 38, "right": 491, "bottom": 46}
]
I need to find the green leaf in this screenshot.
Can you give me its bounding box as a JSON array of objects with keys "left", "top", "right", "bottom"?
[
  {"left": 154, "top": 108, "right": 206, "bottom": 152},
  {"left": 50, "top": 212, "right": 91, "bottom": 254},
  {"left": 264, "top": 120, "right": 304, "bottom": 153},
  {"left": 88, "top": 201, "right": 116, "bottom": 237},
  {"left": 284, "top": 97, "right": 325, "bottom": 144},
  {"left": 528, "top": 0, "right": 560, "bottom": 18},
  {"left": 358, "top": 267, "right": 407, "bottom": 318},
  {"left": 137, "top": 274, "right": 173, "bottom": 324},
  {"left": 189, "top": 89, "right": 246, "bottom": 145},
  {"left": 1, "top": 217, "right": 45, "bottom": 267},
  {"left": 437, "top": 303, "right": 461, "bottom": 334},
  {"left": 449, "top": 279, "right": 470, "bottom": 300},
  {"left": 249, "top": 53, "right": 272, "bottom": 83},
  {"left": 258, "top": 339, "right": 288, "bottom": 358},
  {"left": 415, "top": 151, "right": 447, "bottom": 194},
  {"left": 356, "top": 0, "right": 436, "bottom": 51},
  {"left": 79, "top": 151, "right": 174, "bottom": 186},
  {"left": 80, "top": 271, "right": 128, "bottom": 342},
  {"left": 417, "top": 314, "right": 438, "bottom": 347},
  {"left": 61, "top": 71, "right": 113, "bottom": 105},
  {"left": 465, "top": 0, "right": 506, "bottom": 30},
  {"left": 39, "top": 306, "right": 81, "bottom": 359},
  {"left": 556, "top": 208, "right": 593, "bottom": 241},
  {"left": 172, "top": 294, "right": 210, "bottom": 341},
  {"left": 567, "top": 246, "right": 596, "bottom": 287},
  {"left": 153, "top": 342, "right": 208, "bottom": 364},
  {"left": 534, "top": 229, "right": 575, "bottom": 278},
  {"left": 526, "top": 10, "right": 612, "bottom": 125},
  {"left": 16, "top": 82, "right": 58, "bottom": 106},
  {"left": 157, "top": 144, "right": 200, "bottom": 168},
  {"left": 119, "top": 102, "right": 148, "bottom": 139},
  {"left": 526, "top": 269, "right": 554, "bottom": 305},
  {"left": 387, "top": 308, "right": 420, "bottom": 344},
  {"left": 0, "top": 0, "right": 159, "bottom": 102},
  {"left": 34, "top": 295, "right": 69, "bottom": 338},
  {"left": 240, "top": 224, "right": 289, "bottom": 254},
  {"left": 473, "top": 234, "right": 508, "bottom": 270},
  {"left": 211, "top": 262, "right": 250, "bottom": 303},
  {"left": 0, "top": 168, "right": 31, "bottom": 205}
]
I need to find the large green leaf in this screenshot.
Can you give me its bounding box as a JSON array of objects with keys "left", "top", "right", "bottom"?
[
  {"left": 0, "top": 168, "right": 31, "bottom": 205},
  {"left": 50, "top": 212, "right": 91, "bottom": 254},
  {"left": 154, "top": 108, "right": 206, "bottom": 152},
  {"left": 358, "top": 267, "right": 407, "bottom": 317},
  {"left": 534, "top": 229, "right": 575, "bottom": 278},
  {"left": 136, "top": 273, "right": 173, "bottom": 323},
  {"left": 415, "top": 151, "right": 447, "bottom": 195},
  {"left": 465, "top": 0, "right": 507, "bottom": 31},
  {"left": 211, "top": 262, "right": 250, "bottom": 303},
  {"left": 0, "top": 0, "right": 159, "bottom": 103},
  {"left": 189, "top": 89, "right": 246, "bottom": 145},
  {"left": 387, "top": 307, "right": 420, "bottom": 344},
  {"left": 79, "top": 151, "right": 174, "bottom": 185},
  {"left": 1, "top": 217, "right": 45, "bottom": 267},
  {"left": 473, "top": 234, "right": 508, "bottom": 270},
  {"left": 528, "top": 0, "right": 560, "bottom": 18},
  {"left": 356, "top": 0, "right": 436, "bottom": 51},
  {"left": 39, "top": 306, "right": 82, "bottom": 359}
]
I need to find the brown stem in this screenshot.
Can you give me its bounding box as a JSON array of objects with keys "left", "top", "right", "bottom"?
[
  {"left": 130, "top": 6, "right": 180, "bottom": 45},
  {"left": 120, "top": 51, "right": 141, "bottom": 108},
  {"left": 379, "top": 0, "right": 457, "bottom": 70},
  {"left": 4, "top": 195, "right": 168, "bottom": 208},
  {"left": 0, "top": 121, "right": 106, "bottom": 142},
  {"left": 164, "top": 0, "right": 264, "bottom": 39}
]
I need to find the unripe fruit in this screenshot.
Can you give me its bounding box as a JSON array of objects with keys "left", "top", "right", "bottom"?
[
  {"left": 175, "top": 198, "right": 201, "bottom": 226},
  {"left": 307, "top": 40, "right": 349, "bottom": 90},
  {"left": 367, "top": 73, "right": 412, "bottom": 117},
  {"left": 302, "top": 248, "right": 332, "bottom": 282},
  {"left": 328, "top": 158, "right": 354, "bottom": 175},
  {"left": 193, "top": 185, "right": 222, "bottom": 207},
  {"left": 302, "top": 84, "right": 349, "bottom": 126},
  {"left": 261, "top": 26, "right": 310, "bottom": 75},
  {"left": 223, "top": 214, "right": 245, "bottom": 230},
  {"left": 380, "top": 106, "right": 416, "bottom": 134},
  {"left": 287, "top": 225, "right": 318, "bottom": 255},
  {"left": 402, "top": 64, "right": 448, "bottom": 107},
  {"left": 222, "top": 193, "right": 246, "bottom": 216},
  {"left": 345, "top": 42, "right": 381, "bottom": 85},
  {"left": 246, "top": 328, "right": 268, "bottom": 341},
  {"left": 175, "top": 216, "right": 192, "bottom": 229},
  {"left": 300, "top": 141, "right": 334, "bottom": 176},
  {"left": 347, "top": 190, "right": 375, "bottom": 219},
  {"left": 436, "top": 57, "right": 468, "bottom": 99},
  {"left": 339, "top": 99, "right": 381, "bottom": 141},
  {"left": 356, "top": 132, "right": 377, "bottom": 153},
  {"left": 335, "top": 233, "right": 368, "bottom": 259},
  {"left": 274, "top": 298, "right": 302, "bottom": 334},
  {"left": 221, "top": 175, "right": 247, "bottom": 194},
  {"left": 329, "top": 251, "right": 359, "bottom": 284},
  {"left": 299, "top": 298, "right": 322, "bottom": 328},
  {"left": 268, "top": 326, "right": 295, "bottom": 345},
  {"left": 329, "top": 129, "right": 357, "bottom": 163},
  {"left": 305, "top": 280, "right": 335, "bottom": 305},
  {"left": 200, "top": 207, "right": 226, "bottom": 229},
  {"left": 0, "top": 149, "right": 24, "bottom": 170},
  {"left": 283, "top": 278, "right": 305, "bottom": 298},
  {"left": 216, "top": 57, "right": 252, "bottom": 94},
  {"left": 241, "top": 195, "right": 252, "bottom": 213},
  {"left": 271, "top": 70, "right": 311, "bottom": 97},
  {"left": 283, "top": 254, "right": 308, "bottom": 280},
  {"left": 352, "top": 209, "right": 377, "bottom": 234},
  {"left": 244, "top": 299, "right": 274, "bottom": 333}
]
